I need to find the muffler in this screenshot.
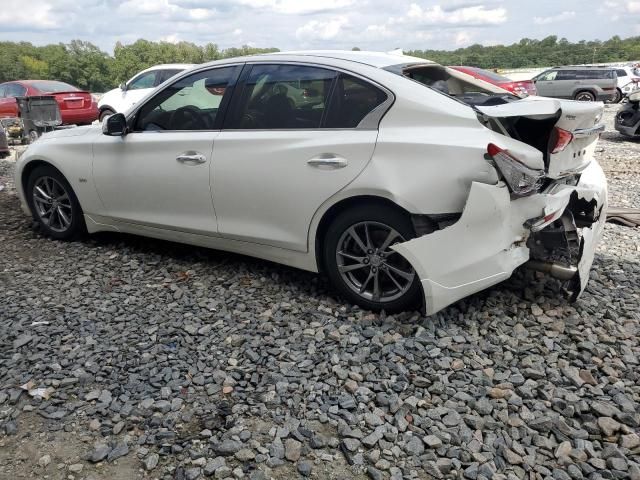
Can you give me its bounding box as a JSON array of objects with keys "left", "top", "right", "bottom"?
[{"left": 525, "top": 261, "right": 577, "bottom": 281}]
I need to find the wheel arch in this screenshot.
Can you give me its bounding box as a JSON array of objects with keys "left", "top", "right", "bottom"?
[
  {"left": 312, "top": 194, "right": 414, "bottom": 272},
  {"left": 21, "top": 160, "right": 85, "bottom": 215}
]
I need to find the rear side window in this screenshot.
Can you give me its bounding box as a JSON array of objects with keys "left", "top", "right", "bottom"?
[
  {"left": 156, "top": 69, "right": 184, "bottom": 86},
  {"left": 556, "top": 70, "right": 577, "bottom": 80},
  {"left": 229, "top": 64, "right": 336, "bottom": 129},
  {"left": 325, "top": 74, "right": 387, "bottom": 128},
  {"left": 617, "top": 69, "right": 627, "bottom": 77},
  {"left": 0, "top": 85, "right": 6, "bottom": 98}
]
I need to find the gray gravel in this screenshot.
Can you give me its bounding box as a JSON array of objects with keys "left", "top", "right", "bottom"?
[{"left": 1, "top": 106, "right": 639, "bottom": 480}]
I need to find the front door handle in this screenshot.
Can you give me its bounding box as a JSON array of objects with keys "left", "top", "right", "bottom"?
[
  {"left": 307, "top": 155, "right": 348, "bottom": 169},
  {"left": 176, "top": 153, "right": 207, "bottom": 165}
]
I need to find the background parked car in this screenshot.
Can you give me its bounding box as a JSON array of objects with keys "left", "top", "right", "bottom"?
[
  {"left": 98, "top": 64, "right": 194, "bottom": 120},
  {"left": 615, "top": 90, "right": 640, "bottom": 136},
  {"left": 449, "top": 66, "right": 537, "bottom": 97},
  {"left": 531, "top": 66, "right": 617, "bottom": 101},
  {"left": 0, "top": 80, "right": 98, "bottom": 125},
  {"left": 613, "top": 66, "right": 640, "bottom": 103},
  {"left": 0, "top": 122, "right": 9, "bottom": 158}
]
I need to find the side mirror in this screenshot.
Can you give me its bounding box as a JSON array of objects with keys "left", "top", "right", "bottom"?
[
  {"left": 629, "top": 91, "right": 640, "bottom": 102},
  {"left": 119, "top": 82, "right": 127, "bottom": 91},
  {"left": 102, "top": 113, "right": 127, "bottom": 136}
]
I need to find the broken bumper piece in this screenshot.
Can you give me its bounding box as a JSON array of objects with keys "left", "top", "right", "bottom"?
[{"left": 392, "top": 161, "right": 607, "bottom": 315}]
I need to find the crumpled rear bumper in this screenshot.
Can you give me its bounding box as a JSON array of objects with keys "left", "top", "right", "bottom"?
[{"left": 392, "top": 161, "right": 607, "bottom": 315}]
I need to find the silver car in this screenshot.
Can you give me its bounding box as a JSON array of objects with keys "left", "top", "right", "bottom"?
[{"left": 532, "top": 67, "right": 617, "bottom": 102}]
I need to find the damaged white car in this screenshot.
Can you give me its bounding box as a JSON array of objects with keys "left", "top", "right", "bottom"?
[{"left": 14, "top": 51, "right": 607, "bottom": 314}]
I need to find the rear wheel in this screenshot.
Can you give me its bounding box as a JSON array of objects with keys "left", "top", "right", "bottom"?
[
  {"left": 323, "top": 204, "right": 421, "bottom": 312},
  {"left": 99, "top": 108, "right": 115, "bottom": 122},
  {"left": 574, "top": 91, "right": 596, "bottom": 102},
  {"left": 611, "top": 88, "right": 622, "bottom": 104},
  {"left": 26, "top": 165, "right": 86, "bottom": 240}
]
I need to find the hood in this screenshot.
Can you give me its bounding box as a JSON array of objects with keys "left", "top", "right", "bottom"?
[{"left": 38, "top": 125, "right": 96, "bottom": 141}]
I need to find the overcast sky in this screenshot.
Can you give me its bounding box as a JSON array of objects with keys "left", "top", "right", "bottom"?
[{"left": 1, "top": 0, "right": 639, "bottom": 53}]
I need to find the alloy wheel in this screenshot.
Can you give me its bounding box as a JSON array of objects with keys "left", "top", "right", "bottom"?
[
  {"left": 32, "top": 176, "right": 73, "bottom": 233},
  {"left": 575, "top": 92, "right": 595, "bottom": 102},
  {"left": 335, "top": 221, "right": 415, "bottom": 303}
]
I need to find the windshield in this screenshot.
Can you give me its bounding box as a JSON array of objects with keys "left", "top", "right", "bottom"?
[{"left": 30, "top": 81, "right": 80, "bottom": 93}]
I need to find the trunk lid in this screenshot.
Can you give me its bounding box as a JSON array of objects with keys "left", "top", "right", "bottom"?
[
  {"left": 52, "top": 91, "right": 93, "bottom": 111},
  {"left": 477, "top": 97, "right": 604, "bottom": 179}
]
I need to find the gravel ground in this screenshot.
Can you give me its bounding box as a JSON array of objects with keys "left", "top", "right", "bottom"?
[{"left": 1, "top": 105, "right": 639, "bottom": 480}]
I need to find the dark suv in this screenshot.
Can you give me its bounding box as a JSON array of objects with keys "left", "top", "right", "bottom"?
[{"left": 532, "top": 67, "right": 617, "bottom": 102}]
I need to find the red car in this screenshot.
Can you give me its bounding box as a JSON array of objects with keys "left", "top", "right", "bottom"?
[
  {"left": 0, "top": 80, "right": 98, "bottom": 125},
  {"left": 450, "top": 66, "right": 537, "bottom": 98}
]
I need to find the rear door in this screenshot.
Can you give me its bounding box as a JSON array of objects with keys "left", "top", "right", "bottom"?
[{"left": 211, "top": 63, "right": 388, "bottom": 251}]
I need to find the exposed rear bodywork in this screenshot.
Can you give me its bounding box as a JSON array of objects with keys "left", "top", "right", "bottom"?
[{"left": 385, "top": 63, "right": 608, "bottom": 314}]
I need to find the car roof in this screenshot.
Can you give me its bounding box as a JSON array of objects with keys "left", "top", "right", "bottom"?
[
  {"left": 552, "top": 66, "right": 616, "bottom": 70},
  {"left": 197, "top": 50, "right": 434, "bottom": 70}
]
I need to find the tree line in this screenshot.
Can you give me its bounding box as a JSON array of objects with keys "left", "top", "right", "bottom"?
[
  {"left": 0, "top": 39, "right": 278, "bottom": 92},
  {"left": 407, "top": 35, "right": 640, "bottom": 70},
  {"left": 1, "top": 35, "right": 639, "bottom": 92}
]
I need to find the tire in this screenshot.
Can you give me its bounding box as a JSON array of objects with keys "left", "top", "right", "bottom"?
[
  {"left": 26, "top": 165, "right": 86, "bottom": 240},
  {"left": 99, "top": 108, "right": 115, "bottom": 122},
  {"left": 612, "top": 88, "right": 623, "bottom": 104},
  {"left": 574, "top": 90, "right": 596, "bottom": 102},
  {"left": 323, "top": 203, "right": 422, "bottom": 312}
]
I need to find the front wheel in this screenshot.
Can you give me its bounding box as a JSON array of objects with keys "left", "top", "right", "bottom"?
[
  {"left": 99, "top": 108, "right": 115, "bottom": 122},
  {"left": 26, "top": 165, "right": 86, "bottom": 240},
  {"left": 323, "top": 204, "right": 421, "bottom": 312},
  {"left": 574, "top": 91, "right": 596, "bottom": 102}
]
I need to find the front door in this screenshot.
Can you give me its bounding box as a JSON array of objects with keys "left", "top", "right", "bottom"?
[
  {"left": 92, "top": 65, "right": 241, "bottom": 234},
  {"left": 534, "top": 70, "right": 558, "bottom": 97},
  {"left": 212, "top": 64, "right": 389, "bottom": 252}
]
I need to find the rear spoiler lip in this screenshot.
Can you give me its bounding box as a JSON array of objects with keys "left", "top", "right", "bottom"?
[{"left": 573, "top": 124, "right": 605, "bottom": 138}]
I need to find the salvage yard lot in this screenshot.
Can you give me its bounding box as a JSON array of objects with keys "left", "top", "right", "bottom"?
[{"left": 0, "top": 105, "right": 639, "bottom": 479}]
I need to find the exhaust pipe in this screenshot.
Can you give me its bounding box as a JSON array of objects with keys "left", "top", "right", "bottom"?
[{"left": 525, "top": 261, "right": 577, "bottom": 281}]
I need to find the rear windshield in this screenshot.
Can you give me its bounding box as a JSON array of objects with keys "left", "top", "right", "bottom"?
[
  {"left": 29, "top": 81, "right": 80, "bottom": 93},
  {"left": 385, "top": 62, "right": 517, "bottom": 107},
  {"left": 463, "top": 67, "right": 510, "bottom": 82}
]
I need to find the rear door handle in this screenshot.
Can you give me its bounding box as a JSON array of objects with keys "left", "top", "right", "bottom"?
[
  {"left": 307, "top": 155, "right": 348, "bottom": 169},
  {"left": 176, "top": 153, "right": 207, "bottom": 165}
]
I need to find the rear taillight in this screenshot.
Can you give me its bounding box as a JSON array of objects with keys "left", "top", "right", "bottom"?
[
  {"left": 487, "top": 143, "right": 545, "bottom": 196},
  {"left": 551, "top": 127, "right": 573, "bottom": 154}
]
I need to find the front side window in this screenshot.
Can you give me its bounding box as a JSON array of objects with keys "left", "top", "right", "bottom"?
[
  {"left": 538, "top": 70, "right": 558, "bottom": 81},
  {"left": 325, "top": 74, "right": 387, "bottom": 128},
  {"left": 135, "top": 66, "right": 239, "bottom": 131},
  {"left": 229, "top": 64, "right": 336, "bottom": 129},
  {"left": 128, "top": 71, "right": 157, "bottom": 90},
  {"left": 0, "top": 85, "right": 6, "bottom": 98}
]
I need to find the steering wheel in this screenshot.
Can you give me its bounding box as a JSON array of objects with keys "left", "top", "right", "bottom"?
[{"left": 168, "top": 106, "right": 207, "bottom": 130}]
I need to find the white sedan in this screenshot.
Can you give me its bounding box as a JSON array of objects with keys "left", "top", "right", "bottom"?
[{"left": 15, "top": 51, "right": 608, "bottom": 314}]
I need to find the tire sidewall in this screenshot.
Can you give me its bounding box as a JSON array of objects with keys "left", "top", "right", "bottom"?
[
  {"left": 575, "top": 91, "right": 595, "bottom": 102},
  {"left": 26, "top": 165, "right": 85, "bottom": 240},
  {"left": 323, "top": 204, "right": 422, "bottom": 313}
]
